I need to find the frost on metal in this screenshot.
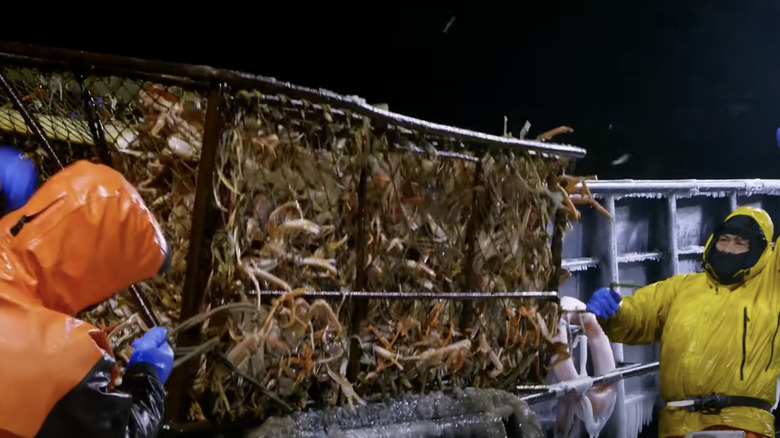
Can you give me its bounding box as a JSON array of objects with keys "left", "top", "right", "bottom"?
[
  {"left": 679, "top": 246, "right": 705, "bottom": 255},
  {"left": 617, "top": 252, "right": 662, "bottom": 263},
  {"left": 578, "top": 179, "right": 780, "bottom": 200},
  {"left": 561, "top": 257, "right": 599, "bottom": 272}
]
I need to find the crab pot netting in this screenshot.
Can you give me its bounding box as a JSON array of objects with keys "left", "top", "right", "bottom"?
[
  {"left": 190, "top": 93, "right": 566, "bottom": 421},
  {"left": 0, "top": 64, "right": 568, "bottom": 423},
  {"left": 0, "top": 65, "right": 201, "bottom": 350}
]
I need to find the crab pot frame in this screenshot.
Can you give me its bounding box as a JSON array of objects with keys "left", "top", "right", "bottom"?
[{"left": 0, "top": 41, "right": 593, "bottom": 430}]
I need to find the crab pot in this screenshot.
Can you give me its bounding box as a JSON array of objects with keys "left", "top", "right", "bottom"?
[
  {"left": 189, "top": 93, "right": 572, "bottom": 422},
  {"left": 0, "top": 43, "right": 589, "bottom": 431}
]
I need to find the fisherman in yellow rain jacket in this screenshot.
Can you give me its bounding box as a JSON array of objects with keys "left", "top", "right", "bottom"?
[{"left": 586, "top": 206, "right": 780, "bottom": 438}]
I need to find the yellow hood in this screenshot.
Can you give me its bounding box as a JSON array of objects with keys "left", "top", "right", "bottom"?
[{"left": 702, "top": 206, "right": 773, "bottom": 284}]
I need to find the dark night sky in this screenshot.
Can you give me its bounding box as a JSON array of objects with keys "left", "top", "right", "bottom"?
[{"left": 5, "top": 1, "right": 780, "bottom": 180}]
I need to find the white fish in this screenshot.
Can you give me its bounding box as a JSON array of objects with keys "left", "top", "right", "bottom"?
[{"left": 551, "top": 297, "right": 617, "bottom": 438}]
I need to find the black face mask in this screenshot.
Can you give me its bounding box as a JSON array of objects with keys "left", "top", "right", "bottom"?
[
  {"left": 706, "top": 248, "right": 749, "bottom": 285},
  {"left": 704, "top": 214, "right": 767, "bottom": 286}
]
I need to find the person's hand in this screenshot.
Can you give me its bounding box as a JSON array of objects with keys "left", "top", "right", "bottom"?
[
  {"left": 776, "top": 127, "right": 780, "bottom": 149},
  {"left": 0, "top": 146, "right": 38, "bottom": 213},
  {"left": 586, "top": 287, "right": 622, "bottom": 319},
  {"left": 127, "top": 326, "right": 174, "bottom": 384}
]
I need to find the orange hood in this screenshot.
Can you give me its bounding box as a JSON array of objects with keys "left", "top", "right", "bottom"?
[{"left": 0, "top": 160, "right": 168, "bottom": 315}]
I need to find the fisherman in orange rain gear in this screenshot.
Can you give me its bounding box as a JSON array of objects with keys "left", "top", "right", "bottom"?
[{"left": 0, "top": 159, "right": 174, "bottom": 438}]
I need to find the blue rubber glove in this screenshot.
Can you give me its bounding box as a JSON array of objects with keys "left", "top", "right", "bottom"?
[
  {"left": 776, "top": 127, "right": 780, "bottom": 149},
  {"left": 586, "top": 287, "right": 622, "bottom": 319},
  {"left": 0, "top": 145, "right": 38, "bottom": 213},
  {"left": 127, "top": 326, "right": 174, "bottom": 384}
]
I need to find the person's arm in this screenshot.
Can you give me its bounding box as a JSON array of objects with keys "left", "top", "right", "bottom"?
[
  {"left": 598, "top": 274, "right": 688, "bottom": 344},
  {"left": 35, "top": 350, "right": 165, "bottom": 438}
]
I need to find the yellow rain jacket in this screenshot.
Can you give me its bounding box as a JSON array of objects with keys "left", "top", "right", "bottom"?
[{"left": 601, "top": 206, "right": 780, "bottom": 438}]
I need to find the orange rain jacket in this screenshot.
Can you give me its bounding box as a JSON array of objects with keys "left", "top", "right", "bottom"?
[{"left": 0, "top": 160, "right": 171, "bottom": 438}]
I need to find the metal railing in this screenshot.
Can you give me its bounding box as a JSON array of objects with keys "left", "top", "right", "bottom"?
[{"left": 518, "top": 362, "right": 660, "bottom": 405}]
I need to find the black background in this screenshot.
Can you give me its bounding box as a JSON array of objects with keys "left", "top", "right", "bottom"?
[{"left": 5, "top": 1, "right": 780, "bottom": 180}]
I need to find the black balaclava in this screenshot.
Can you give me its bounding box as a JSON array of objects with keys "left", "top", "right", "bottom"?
[{"left": 704, "top": 215, "right": 767, "bottom": 286}]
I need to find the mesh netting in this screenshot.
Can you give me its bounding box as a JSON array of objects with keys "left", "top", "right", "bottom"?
[{"left": 0, "top": 66, "right": 200, "bottom": 349}]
